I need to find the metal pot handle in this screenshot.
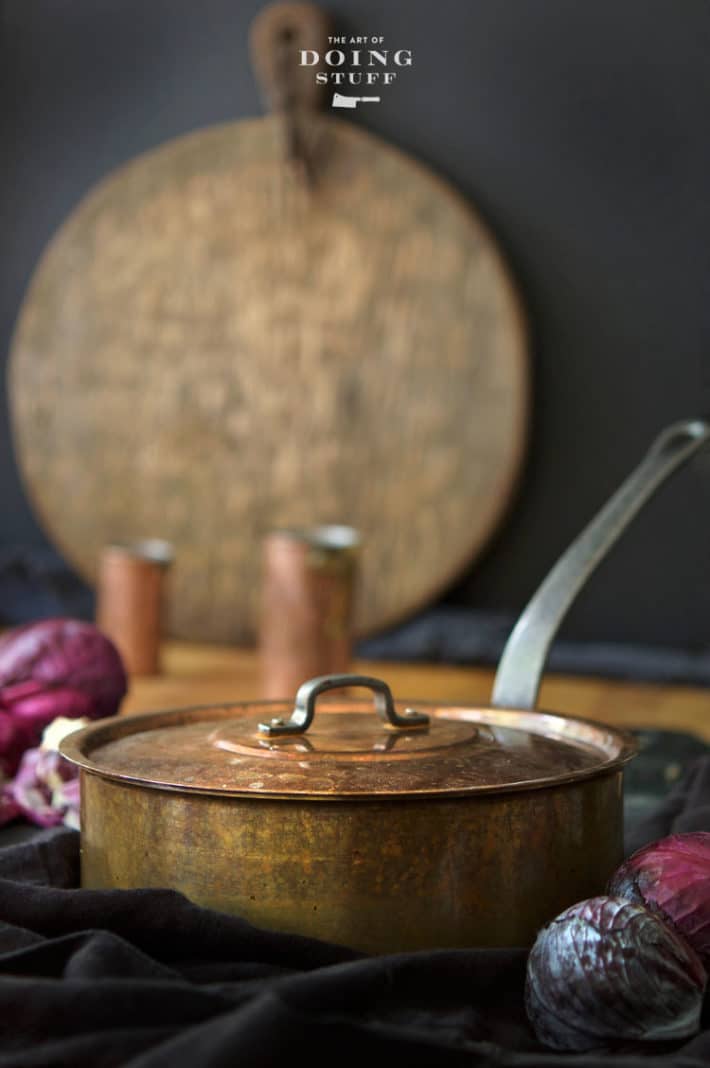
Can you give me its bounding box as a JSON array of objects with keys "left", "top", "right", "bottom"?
[
  {"left": 491, "top": 418, "right": 710, "bottom": 711},
  {"left": 258, "top": 674, "right": 429, "bottom": 736}
]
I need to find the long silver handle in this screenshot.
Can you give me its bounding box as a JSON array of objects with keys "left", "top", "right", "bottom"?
[{"left": 491, "top": 418, "right": 710, "bottom": 710}]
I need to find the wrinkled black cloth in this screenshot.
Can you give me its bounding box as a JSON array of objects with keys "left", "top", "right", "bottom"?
[
  {"left": 0, "top": 548, "right": 92, "bottom": 626},
  {"left": 3, "top": 765, "right": 710, "bottom": 1066},
  {"left": 358, "top": 607, "right": 710, "bottom": 686}
]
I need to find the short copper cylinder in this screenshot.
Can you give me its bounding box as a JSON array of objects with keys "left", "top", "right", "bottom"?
[
  {"left": 96, "top": 540, "right": 173, "bottom": 676},
  {"left": 259, "top": 526, "right": 360, "bottom": 699},
  {"left": 77, "top": 769, "right": 624, "bottom": 954}
]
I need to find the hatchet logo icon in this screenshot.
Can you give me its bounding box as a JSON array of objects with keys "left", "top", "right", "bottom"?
[{"left": 332, "top": 93, "right": 381, "bottom": 109}]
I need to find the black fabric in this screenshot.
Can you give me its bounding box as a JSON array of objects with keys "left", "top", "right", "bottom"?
[
  {"left": 358, "top": 608, "right": 710, "bottom": 686},
  {"left": 3, "top": 767, "right": 710, "bottom": 1067},
  {"left": 0, "top": 548, "right": 92, "bottom": 627}
]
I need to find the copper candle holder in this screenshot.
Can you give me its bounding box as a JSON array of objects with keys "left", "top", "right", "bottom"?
[
  {"left": 259, "top": 525, "right": 360, "bottom": 700},
  {"left": 96, "top": 539, "right": 173, "bottom": 677}
]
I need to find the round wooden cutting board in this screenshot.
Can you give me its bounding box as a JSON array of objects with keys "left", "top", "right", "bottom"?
[{"left": 9, "top": 106, "right": 528, "bottom": 643}]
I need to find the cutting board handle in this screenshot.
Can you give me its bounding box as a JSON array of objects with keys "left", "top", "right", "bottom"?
[{"left": 249, "top": 1, "right": 331, "bottom": 114}]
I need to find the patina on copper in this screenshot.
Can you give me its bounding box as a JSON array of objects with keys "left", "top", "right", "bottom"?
[
  {"left": 61, "top": 679, "right": 635, "bottom": 953},
  {"left": 61, "top": 685, "right": 634, "bottom": 800},
  {"left": 77, "top": 770, "right": 624, "bottom": 954}
]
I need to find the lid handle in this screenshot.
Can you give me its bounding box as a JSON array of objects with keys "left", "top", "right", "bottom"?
[
  {"left": 492, "top": 418, "right": 710, "bottom": 711},
  {"left": 258, "top": 674, "right": 430, "bottom": 736}
]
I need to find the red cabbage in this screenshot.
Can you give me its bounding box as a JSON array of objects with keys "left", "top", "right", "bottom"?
[
  {"left": 0, "top": 787, "right": 21, "bottom": 827},
  {"left": 0, "top": 710, "right": 25, "bottom": 780},
  {"left": 4, "top": 746, "right": 80, "bottom": 829},
  {"left": 609, "top": 832, "right": 710, "bottom": 964},
  {"left": 0, "top": 619, "right": 127, "bottom": 777},
  {"left": 525, "top": 896, "right": 706, "bottom": 1051}
]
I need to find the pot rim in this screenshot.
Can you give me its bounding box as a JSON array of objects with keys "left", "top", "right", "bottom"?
[{"left": 60, "top": 697, "right": 639, "bottom": 802}]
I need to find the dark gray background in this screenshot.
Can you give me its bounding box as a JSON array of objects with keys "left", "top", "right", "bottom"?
[{"left": 2, "top": 0, "right": 709, "bottom": 648}]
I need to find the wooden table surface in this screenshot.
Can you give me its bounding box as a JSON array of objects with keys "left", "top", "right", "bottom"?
[{"left": 122, "top": 642, "right": 710, "bottom": 740}]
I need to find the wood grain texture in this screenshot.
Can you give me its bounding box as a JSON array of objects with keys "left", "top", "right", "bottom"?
[{"left": 9, "top": 114, "right": 528, "bottom": 642}]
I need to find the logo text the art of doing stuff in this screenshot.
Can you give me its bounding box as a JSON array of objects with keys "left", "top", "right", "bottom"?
[{"left": 299, "top": 35, "right": 413, "bottom": 91}]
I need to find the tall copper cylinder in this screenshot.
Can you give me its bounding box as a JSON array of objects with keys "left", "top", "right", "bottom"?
[
  {"left": 96, "top": 540, "right": 173, "bottom": 676},
  {"left": 259, "top": 526, "right": 360, "bottom": 699}
]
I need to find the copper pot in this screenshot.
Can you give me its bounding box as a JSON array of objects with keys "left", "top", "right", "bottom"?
[{"left": 61, "top": 419, "right": 710, "bottom": 953}]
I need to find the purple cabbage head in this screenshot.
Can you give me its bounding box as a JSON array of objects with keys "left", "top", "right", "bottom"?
[
  {"left": 3, "top": 746, "right": 81, "bottom": 829},
  {"left": 525, "top": 896, "right": 706, "bottom": 1051},
  {"left": 0, "top": 619, "right": 127, "bottom": 777},
  {"left": 0, "top": 710, "right": 25, "bottom": 781},
  {"left": 0, "top": 787, "right": 21, "bottom": 826},
  {"left": 609, "top": 832, "right": 710, "bottom": 965}
]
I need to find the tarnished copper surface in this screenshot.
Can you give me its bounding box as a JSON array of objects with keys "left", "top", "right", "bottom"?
[
  {"left": 61, "top": 696, "right": 636, "bottom": 799},
  {"left": 78, "top": 769, "right": 625, "bottom": 953},
  {"left": 63, "top": 681, "right": 637, "bottom": 952}
]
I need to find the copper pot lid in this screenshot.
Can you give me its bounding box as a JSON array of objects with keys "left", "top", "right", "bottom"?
[{"left": 60, "top": 674, "right": 637, "bottom": 800}]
